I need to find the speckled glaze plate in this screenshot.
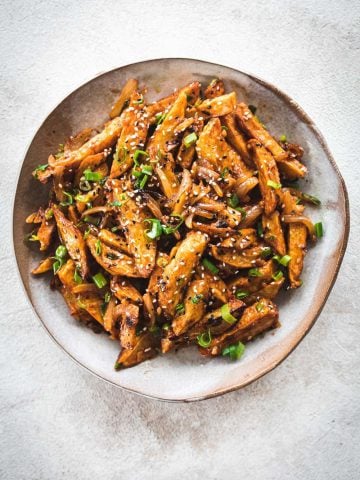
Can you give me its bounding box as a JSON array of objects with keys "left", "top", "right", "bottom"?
[{"left": 13, "top": 58, "right": 349, "bottom": 402}]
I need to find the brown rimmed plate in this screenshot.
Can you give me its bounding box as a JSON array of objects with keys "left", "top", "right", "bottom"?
[{"left": 13, "top": 58, "right": 349, "bottom": 402}]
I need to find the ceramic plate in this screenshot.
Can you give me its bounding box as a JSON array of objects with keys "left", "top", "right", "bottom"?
[{"left": 13, "top": 58, "right": 349, "bottom": 402}]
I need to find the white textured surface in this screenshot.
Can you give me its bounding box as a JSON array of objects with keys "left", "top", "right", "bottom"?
[{"left": 0, "top": 0, "right": 359, "bottom": 478}]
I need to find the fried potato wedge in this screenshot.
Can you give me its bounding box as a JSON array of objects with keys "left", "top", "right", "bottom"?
[
  {"left": 158, "top": 231, "right": 208, "bottom": 319},
  {"left": 172, "top": 279, "right": 208, "bottom": 336},
  {"left": 204, "top": 79, "right": 225, "bottom": 99},
  {"left": 248, "top": 139, "right": 281, "bottom": 216},
  {"left": 53, "top": 205, "right": 89, "bottom": 278},
  {"left": 115, "top": 301, "right": 139, "bottom": 350},
  {"left": 222, "top": 113, "right": 253, "bottom": 166},
  {"left": 64, "top": 128, "right": 94, "bottom": 153},
  {"left": 197, "top": 92, "right": 237, "bottom": 117},
  {"left": 287, "top": 224, "right": 307, "bottom": 288},
  {"left": 114, "top": 331, "right": 159, "bottom": 369},
  {"left": 110, "top": 78, "right": 138, "bottom": 118},
  {"left": 31, "top": 256, "right": 54, "bottom": 275},
  {"left": 200, "top": 298, "right": 279, "bottom": 356},
  {"left": 235, "top": 103, "right": 288, "bottom": 161},
  {"left": 50, "top": 116, "right": 123, "bottom": 169},
  {"left": 262, "top": 211, "right": 286, "bottom": 256},
  {"left": 210, "top": 244, "right": 266, "bottom": 269}
]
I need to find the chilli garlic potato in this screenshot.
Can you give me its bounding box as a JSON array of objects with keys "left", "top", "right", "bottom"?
[{"left": 26, "top": 78, "right": 323, "bottom": 369}]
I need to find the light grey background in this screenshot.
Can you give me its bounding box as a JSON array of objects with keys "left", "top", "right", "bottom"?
[{"left": 0, "top": 1, "right": 359, "bottom": 479}]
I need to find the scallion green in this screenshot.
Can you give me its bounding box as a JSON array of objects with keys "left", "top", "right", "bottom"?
[
  {"left": 197, "top": 329, "right": 212, "bottom": 348},
  {"left": 92, "top": 272, "right": 107, "bottom": 289},
  {"left": 221, "top": 303, "right": 237, "bottom": 325},
  {"left": 202, "top": 258, "right": 219, "bottom": 275}
]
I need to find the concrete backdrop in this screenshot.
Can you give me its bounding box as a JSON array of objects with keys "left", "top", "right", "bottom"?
[{"left": 0, "top": 0, "right": 359, "bottom": 478}]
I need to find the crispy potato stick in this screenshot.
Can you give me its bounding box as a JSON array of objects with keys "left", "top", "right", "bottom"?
[
  {"left": 158, "top": 231, "right": 208, "bottom": 319},
  {"left": 86, "top": 234, "right": 138, "bottom": 277},
  {"left": 64, "top": 128, "right": 94, "bottom": 153},
  {"left": 172, "top": 279, "right": 208, "bottom": 336},
  {"left": 110, "top": 78, "right": 138, "bottom": 118},
  {"left": 115, "top": 331, "right": 159, "bottom": 369},
  {"left": 210, "top": 244, "right": 266, "bottom": 269},
  {"left": 197, "top": 92, "right": 237, "bottom": 117},
  {"left": 204, "top": 79, "right": 225, "bottom": 99},
  {"left": 200, "top": 299, "right": 278, "bottom": 356},
  {"left": 110, "top": 277, "right": 143, "bottom": 304},
  {"left": 248, "top": 139, "right": 281, "bottom": 215},
  {"left": 235, "top": 103, "right": 288, "bottom": 161},
  {"left": 115, "top": 301, "right": 139, "bottom": 349},
  {"left": 262, "top": 211, "right": 286, "bottom": 256},
  {"left": 110, "top": 181, "right": 156, "bottom": 277},
  {"left": 31, "top": 256, "right": 54, "bottom": 275},
  {"left": 110, "top": 93, "right": 149, "bottom": 178},
  {"left": 53, "top": 205, "right": 89, "bottom": 278},
  {"left": 49, "top": 116, "right": 123, "bottom": 169},
  {"left": 220, "top": 229, "right": 258, "bottom": 250},
  {"left": 222, "top": 113, "right": 253, "bottom": 166},
  {"left": 98, "top": 229, "right": 130, "bottom": 254}
]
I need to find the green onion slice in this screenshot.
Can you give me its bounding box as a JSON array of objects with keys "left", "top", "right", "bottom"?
[
  {"left": 197, "top": 329, "right": 212, "bottom": 348},
  {"left": 55, "top": 245, "right": 67, "bottom": 259},
  {"left": 202, "top": 258, "right": 219, "bottom": 275},
  {"left": 95, "top": 239, "right": 102, "bottom": 255},
  {"left": 74, "top": 267, "right": 82, "bottom": 284},
  {"left": 248, "top": 268, "right": 262, "bottom": 277},
  {"left": 83, "top": 169, "right": 103, "bottom": 182},
  {"left": 256, "top": 302, "right": 264, "bottom": 312},
  {"left": 92, "top": 272, "right": 107, "bottom": 289},
  {"left": 279, "top": 134, "right": 287, "bottom": 143},
  {"left": 272, "top": 270, "right": 283, "bottom": 281},
  {"left": 175, "top": 303, "right": 185, "bottom": 315},
  {"left": 59, "top": 191, "right": 73, "bottom": 207},
  {"left": 267, "top": 180, "right": 282, "bottom": 189},
  {"left": 261, "top": 246, "right": 272, "bottom": 258},
  {"left": 314, "top": 222, "right": 323, "bottom": 238},
  {"left": 144, "top": 219, "right": 162, "bottom": 239},
  {"left": 273, "top": 254, "right": 291, "bottom": 266},
  {"left": 133, "top": 149, "right": 149, "bottom": 166},
  {"left": 221, "top": 167, "right": 229, "bottom": 179},
  {"left": 222, "top": 341, "right": 245, "bottom": 361},
  {"left": 183, "top": 132, "right": 197, "bottom": 148},
  {"left": 162, "top": 215, "right": 184, "bottom": 234},
  {"left": 228, "top": 193, "right": 240, "bottom": 209},
  {"left": 191, "top": 294, "right": 204, "bottom": 304},
  {"left": 235, "top": 290, "right": 249, "bottom": 300},
  {"left": 221, "top": 303, "right": 237, "bottom": 325}
]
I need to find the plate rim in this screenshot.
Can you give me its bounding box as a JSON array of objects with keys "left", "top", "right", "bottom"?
[{"left": 12, "top": 57, "right": 350, "bottom": 402}]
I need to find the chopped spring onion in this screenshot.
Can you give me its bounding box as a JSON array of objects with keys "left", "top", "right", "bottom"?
[
  {"left": 95, "top": 239, "right": 102, "bottom": 255},
  {"left": 272, "top": 270, "right": 283, "bottom": 281},
  {"left": 221, "top": 303, "right": 237, "bottom": 325},
  {"left": 267, "top": 180, "right": 282, "bottom": 189},
  {"left": 235, "top": 206, "right": 247, "bottom": 219},
  {"left": 191, "top": 294, "right": 204, "bottom": 304},
  {"left": 175, "top": 303, "right": 185, "bottom": 315},
  {"left": 221, "top": 167, "right": 229, "bottom": 179},
  {"left": 162, "top": 215, "right": 184, "bottom": 234},
  {"left": 261, "top": 246, "right": 272, "bottom": 258},
  {"left": 302, "top": 193, "right": 321, "bottom": 206},
  {"left": 92, "top": 272, "right": 107, "bottom": 289},
  {"left": 197, "top": 329, "right": 212, "bottom": 348},
  {"left": 257, "top": 221, "right": 264, "bottom": 237},
  {"left": 34, "top": 163, "right": 48, "bottom": 173},
  {"left": 83, "top": 169, "right": 103, "bottom": 182},
  {"left": 248, "top": 268, "right": 262, "bottom": 277},
  {"left": 73, "top": 267, "right": 82, "bottom": 284},
  {"left": 248, "top": 105, "right": 257, "bottom": 115},
  {"left": 133, "top": 149, "right": 149, "bottom": 165},
  {"left": 222, "top": 341, "right": 245, "bottom": 361},
  {"left": 314, "top": 222, "right": 323, "bottom": 238},
  {"left": 79, "top": 178, "right": 91, "bottom": 191},
  {"left": 273, "top": 254, "right": 291, "bottom": 266},
  {"left": 45, "top": 209, "right": 53, "bottom": 220},
  {"left": 109, "top": 201, "right": 122, "bottom": 207},
  {"left": 155, "top": 112, "right": 166, "bottom": 125},
  {"left": 235, "top": 290, "right": 249, "bottom": 300},
  {"left": 279, "top": 134, "right": 287, "bottom": 143},
  {"left": 83, "top": 227, "right": 91, "bottom": 239},
  {"left": 183, "top": 132, "right": 198, "bottom": 148},
  {"left": 256, "top": 302, "right": 264, "bottom": 312},
  {"left": 104, "top": 292, "right": 111, "bottom": 303},
  {"left": 221, "top": 125, "right": 228, "bottom": 131},
  {"left": 202, "top": 258, "right": 219, "bottom": 275},
  {"left": 55, "top": 245, "right": 67, "bottom": 258},
  {"left": 228, "top": 193, "right": 240, "bottom": 209},
  {"left": 162, "top": 323, "right": 170, "bottom": 331},
  {"left": 60, "top": 191, "right": 73, "bottom": 207},
  {"left": 144, "top": 219, "right": 162, "bottom": 239}
]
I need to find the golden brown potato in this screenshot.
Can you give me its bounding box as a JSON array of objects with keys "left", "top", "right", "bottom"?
[
  {"left": 31, "top": 257, "right": 54, "bottom": 275},
  {"left": 200, "top": 298, "right": 279, "bottom": 356},
  {"left": 158, "top": 231, "right": 208, "bottom": 319},
  {"left": 235, "top": 103, "right": 288, "bottom": 161},
  {"left": 222, "top": 113, "right": 253, "bottom": 166},
  {"left": 53, "top": 206, "right": 89, "bottom": 278},
  {"left": 204, "top": 78, "right": 225, "bottom": 98},
  {"left": 115, "top": 331, "right": 159, "bottom": 369},
  {"left": 197, "top": 92, "right": 237, "bottom": 117},
  {"left": 110, "top": 78, "right": 138, "bottom": 118},
  {"left": 171, "top": 279, "right": 208, "bottom": 336},
  {"left": 262, "top": 211, "right": 286, "bottom": 256},
  {"left": 248, "top": 139, "right": 281, "bottom": 216}
]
